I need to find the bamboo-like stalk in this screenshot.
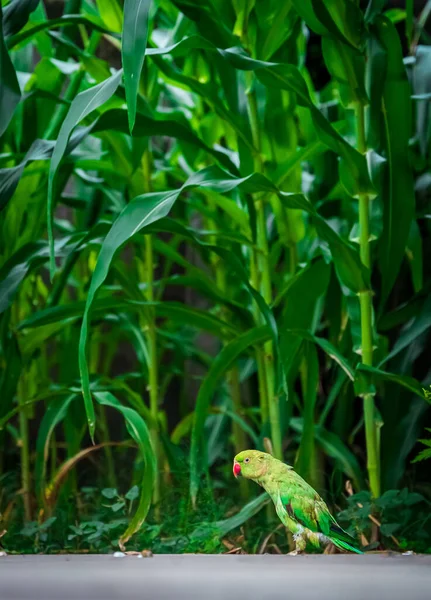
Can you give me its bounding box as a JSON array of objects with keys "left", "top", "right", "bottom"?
[
  {"left": 249, "top": 252, "right": 269, "bottom": 424},
  {"left": 12, "top": 297, "right": 32, "bottom": 521},
  {"left": 18, "top": 376, "right": 31, "bottom": 521},
  {"left": 100, "top": 339, "right": 119, "bottom": 489},
  {"left": 356, "top": 102, "right": 380, "bottom": 499},
  {"left": 227, "top": 366, "right": 249, "bottom": 497},
  {"left": 141, "top": 147, "right": 161, "bottom": 513},
  {"left": 207, "top": 222, "right": 249, "bottom": 496},
  {"left": 406, "top": 0, "right": 414, "bottom": 49},
  {"left": 247, "top": 84, "right": 283, "bottom": 461},
  {"left": 97, "top": 405, "right": 117, "bottom": 489},
  {"left": 239, "top": 29, "right": 280, "bottom": 456}
]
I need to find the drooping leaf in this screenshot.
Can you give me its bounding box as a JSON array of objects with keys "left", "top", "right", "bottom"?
[
  {"left": 47, "top": 69, "right": 123, "bottom": 277},
  {"left": 173, "top": 166, "right": 369, "bottom": 291},
  {"left": 19, "top": 287, "right": 250, "bottom": 336},
  {"left": 356, "top": 364, "right": 425, "bottom": 400},
  {"left": 0, "top": 238, "right": 74, "bottom": 314},
  {"left": 93, "top": 109, "right": 239, "bottom": 174},
  {"left": 0, "top": 2, "right": 21, "bottom": 136},
  {"left": 284, "top": 329, "right": 355, "bottom": 381},
  {"left": 0, "top": 140, "right": 53, "bottom": 212},
  {"left": 6, "top": 15, "right": 119, "bottom": 49},
  {"left": 2, "top": 0, "right": 40, "bottom": 38},
  {"left": 78, "top": 189, "right": 180, "bottom": 439},
  {"left": 35, "top": 394, "right": 76, "bottom": 501},
  {"left": 189, "top": 325, "right": 271, "bottom": 505},
  {"left": 93, "top": 391, "right": 156, "bottom": 548},
  {"left": 190, "top": 492, "right": 270, "bottom": 542},
  {"left": 0, "top": 126, "right": 91, "bottom": 213},
  {"left": 45, "top": 442, "right": 127, "bottom": 509},
  {"left": 0, "top": 223, "right": 110, "bottom": 315},
  {"left": 290, "top": 418, "right": 364, "bottom": 491},
  {"left": 374, "top": 16, "right": 415, "bottom": 304},
  {"left": 78, "top": 163, "right": 372, "bottom": 440},
  {"left": 122, "top": 0, "right": 152, "bottom": 132},
  {"left": 146, "top": 35, "right": 374, "bottom": 197}
]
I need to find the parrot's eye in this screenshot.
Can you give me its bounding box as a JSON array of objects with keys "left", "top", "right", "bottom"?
[{"left": 244, "top": 458, "right": 250, "bottom": 463}]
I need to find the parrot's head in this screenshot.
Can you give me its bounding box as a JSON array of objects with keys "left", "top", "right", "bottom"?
[{"left": 233, "top": 449, "right": 272, "bottom": 480}]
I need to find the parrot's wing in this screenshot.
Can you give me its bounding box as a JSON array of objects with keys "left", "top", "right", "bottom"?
[
  {"left": 278, "top": 474, "right": 335, "bottom": 535},
  {"left": 276, "top": 469, "right": 362, "bottom": 552}
]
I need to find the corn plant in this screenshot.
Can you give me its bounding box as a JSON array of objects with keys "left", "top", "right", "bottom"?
[{"left": 0, "top": 0, "right": 430, "bottom": 551}]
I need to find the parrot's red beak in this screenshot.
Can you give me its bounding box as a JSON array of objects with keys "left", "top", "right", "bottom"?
[{"left": 233, "top": 461, "right": 241, "bottom": 478}]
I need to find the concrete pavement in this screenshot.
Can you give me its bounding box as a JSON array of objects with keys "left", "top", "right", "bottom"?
[{"left": 1, "top": 553, "right": 430, "bottom": 600}]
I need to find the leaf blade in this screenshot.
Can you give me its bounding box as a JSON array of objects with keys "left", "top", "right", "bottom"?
[
  {"left": 189, "top": 325, "right": 271, "bottom": 506},
  {"left": 47, "top": 69, "right": 123, "bottom": 277},
  {"left": 122, "top": 0, "right": 152, "bottom": 132},
  {"left": 93, "top": 391, "right": 156, "bottom": 548},
  {"left": 0, "top": 2, "right": 21, "bottom": 136}
]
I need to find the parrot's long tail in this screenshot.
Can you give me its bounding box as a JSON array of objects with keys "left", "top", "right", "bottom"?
[{"left": 329, "top": 524, "right": 363, "bottom": 554}]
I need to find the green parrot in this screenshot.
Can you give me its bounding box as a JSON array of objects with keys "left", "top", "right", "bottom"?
[{"left": 233, "top": 450, "right": 362, "bottom": 554}]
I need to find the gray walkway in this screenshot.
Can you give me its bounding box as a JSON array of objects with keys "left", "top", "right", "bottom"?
[{"left": 1, "top": 554, "right": 430, "bottom": 600}]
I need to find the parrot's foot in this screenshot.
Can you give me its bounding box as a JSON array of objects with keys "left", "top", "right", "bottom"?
[
  {"left": 288, "top": 550, "right": 302, "bottom": 556},
  {"left": 291, "top": 533, "right": 307, "bottom": 555}
]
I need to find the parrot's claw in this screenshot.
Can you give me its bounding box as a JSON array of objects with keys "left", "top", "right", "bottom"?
[{"left": 288, "top": 550, "right": 301, "bottom": 556}]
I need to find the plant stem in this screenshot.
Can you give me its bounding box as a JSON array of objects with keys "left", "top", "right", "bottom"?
[
  {"left": 12, "top": 298, "right": 32, "bottom": 521},
  {"left": 406, "top": 0, "right": 414, "bottom": 49},
  {"left": 50, "top": 432, "right": 57, "bottom": 482},
  {"left": 356, "top": 102, "right": 380, "bottom": 499},
  {"left": 142, "top": 147, "right": 161, "bottom": 514},
  {"left": 18, "top": 376, "right": 31, "bottom": 521},
  {"left": 249, "top": 251, "right": 269, "bottom": 423},
  {"left": 98, "top": 405, "right": 116, "bottom": 488},
  {"left": 247, "top": 80, "right": 283, "bottom": 461},
  {"left": 227, "top": 366, "right": 248, "bottom": 497},
  {"left": 146, "top": 235, "right": 159, "bottom": 434},
  {"left": 209, "top": 216, "right": 244, "bottom": 445},
  {"left": 207, "top": 229, "right": 249, "bottom": 496}
]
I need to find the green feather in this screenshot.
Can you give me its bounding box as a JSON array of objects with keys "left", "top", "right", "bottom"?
[{"left": 328, "top": 524, "right": 363, "bottom": 554}]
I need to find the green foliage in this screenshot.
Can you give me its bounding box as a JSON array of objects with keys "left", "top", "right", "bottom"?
[
  {"left": 0, "top": 0, "right": 430, "bottom": 555},
  {"left": 412, "top": 429, "right": 431, "bottom": 463},
  {"left": 339, "top": 489, "right": 431, "bottom": 552},
  {"left": 0, "top": 2, "right": 21, "bottom": 136}
]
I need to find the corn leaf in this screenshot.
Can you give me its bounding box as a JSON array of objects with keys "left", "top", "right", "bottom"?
[
  {"left": 93, "top": 391, "right": 156, "bottom": 548},
  {"left": 190, "top": 325, "right": 271, "bottom": 506},
  {"left": 35, "top": 394, "right": 76, "bottom": 501},
  {"left": 374, "top": 16, "right": 415, "bottom": 304},
  {"left": 122, "top": 0, "right": 152, "bottom": 132},
  {"left": 0, "top": 2, "right": 21, "bottom": 136},
  {"left": 47, "top": 69, "right": 123, "bottom": 277}
]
